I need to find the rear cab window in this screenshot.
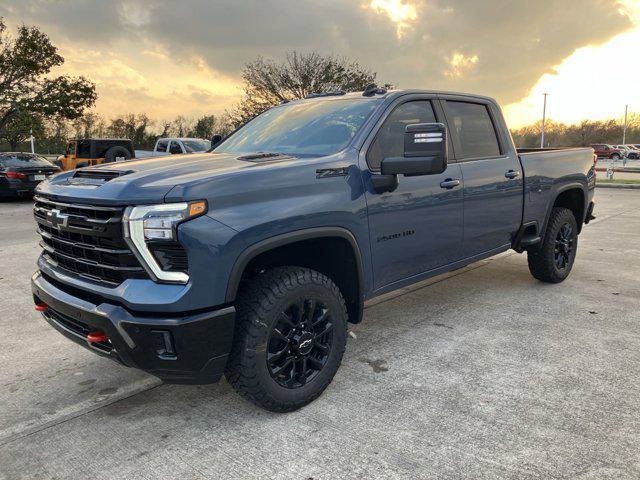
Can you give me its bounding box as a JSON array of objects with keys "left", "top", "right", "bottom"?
[{"left": 445, "top": 101, "right": 501, "bottom": 159}]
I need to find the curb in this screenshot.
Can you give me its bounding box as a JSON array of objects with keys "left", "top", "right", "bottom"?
[
  {"left": 596, "top": 183, "right": 640, "bottom": 190},
  {"left": 595, "top": 167, "right": 640, "bottom": 173}
]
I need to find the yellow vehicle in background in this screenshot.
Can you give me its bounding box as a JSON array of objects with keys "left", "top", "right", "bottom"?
[{"left": 55, "top": 138, "right": 135, "bottom": 171}]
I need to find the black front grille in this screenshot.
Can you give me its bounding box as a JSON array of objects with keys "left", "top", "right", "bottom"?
[{"left": 34, "top": 195, "right": 148, "bottom": 286}]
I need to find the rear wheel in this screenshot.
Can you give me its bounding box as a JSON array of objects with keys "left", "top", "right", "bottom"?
[
  {"left": 527, "top": 207, "right": 578, "bottom": 283},
  {"left": 611, "top": 153, "right": 621, "bottom": 160},
  {"left": 225, "top": 267, "right": 348, "bottom": 412},
  {"left": 104, "top": 146, "right": 131, "bottom": 163}
]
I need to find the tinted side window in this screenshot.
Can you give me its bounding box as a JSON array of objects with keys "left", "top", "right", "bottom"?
[
  {"left": 169, "top": 141, "right": 182, "bottom": 154},
  {"left": 156, "top": 140, "right": 168, "bottom": 152},
  {"left": 446, "top": 101, "right": 500, "bottom": 159},
  {"left": 367, "top": 100, "right": 437, "bottom": 170}
]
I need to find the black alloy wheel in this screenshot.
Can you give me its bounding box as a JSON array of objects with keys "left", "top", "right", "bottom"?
[
  {"left": 554, "top": 222, "right": 574, "bottom": 271},
  {"left": 527, "top": 207, "right": 578, "bottom": 283},
  {"left": 267, "top": 298, "right": 333, "bottom": 388},
  {"left": 226, "top": 266, "right": 348, "bottom": 412}
]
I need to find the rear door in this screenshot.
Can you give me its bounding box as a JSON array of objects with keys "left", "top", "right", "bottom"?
[
  {"left": 441, "top": 97, "right": 523, "bottom": 258},
  {"left": 363, "top": 96, "right": 464, "bottom": 290}
]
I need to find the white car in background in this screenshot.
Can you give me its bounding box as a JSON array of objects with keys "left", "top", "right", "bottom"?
[
  {"left": 614, "top": 145, "right": 640, "bottom": 159},
  {"left": 135, "top": 137, "right": 211, "bottom": 158}
]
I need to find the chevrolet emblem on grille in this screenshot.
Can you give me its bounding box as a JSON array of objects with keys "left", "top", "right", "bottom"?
[{"left": 47, "top": 209, "right": 70, "bottom": 230}]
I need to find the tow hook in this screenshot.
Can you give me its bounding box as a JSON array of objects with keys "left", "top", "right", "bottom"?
[{"left": 87, "top": 330, "right": 109, "bottom": 344}]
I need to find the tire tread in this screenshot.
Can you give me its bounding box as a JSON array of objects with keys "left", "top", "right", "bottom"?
[{"left": 225, "top": 266, "right": 347, "bottom": 412}]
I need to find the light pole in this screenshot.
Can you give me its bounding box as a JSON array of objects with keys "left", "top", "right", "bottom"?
[
  {"left": 540, "top": 93, "right": 549, "bottom": 148},
  {"left": 622, "top": 105, "right": 629, "bottom": 144}
]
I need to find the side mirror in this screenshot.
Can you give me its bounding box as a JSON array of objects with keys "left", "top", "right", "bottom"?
[
  {"left": 381, "top": 123, "right": 447, "bottom": 176},
  {"left": 211, "top": 134, "right": 223, "bottom": 148}
]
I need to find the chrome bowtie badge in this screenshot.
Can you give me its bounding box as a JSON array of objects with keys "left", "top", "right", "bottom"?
[{"left": 47, "top": 209, "right": 70, "bottom": 230}]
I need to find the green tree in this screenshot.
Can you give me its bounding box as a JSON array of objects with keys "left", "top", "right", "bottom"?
[
  {"left": 189, "top": 115, "right": 216, "bottom": 139},
  {"left": 0, "top": 109, "right": 44, "bottom": 150},
  {"left": 188, "top": 114, "right": 233, "bottom": 139},
  {"left": 0, "top": 18, "right": 97, "bottom": 134},
  {"left": 228, "top": 51, "right": 387, "bottom": 127}
]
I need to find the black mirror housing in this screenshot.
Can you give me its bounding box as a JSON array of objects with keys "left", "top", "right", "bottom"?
[{"left": 381, "top": 123, "right": 448, "bottom": 176}]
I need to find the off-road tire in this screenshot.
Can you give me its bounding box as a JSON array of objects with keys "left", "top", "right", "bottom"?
[
  {"left": 527, "top": 207, "right": 578, "bottom": 283},
  {"left": 225, "top": 267, "right": 348, "bottom": 412},
  {"left": 104, "top": 146, "right": 131, "bottom": 163}
]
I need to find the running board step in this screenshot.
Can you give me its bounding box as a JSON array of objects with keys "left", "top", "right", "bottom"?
[{"left": 520, "top": 235, "right": 541, "bottom": 247}]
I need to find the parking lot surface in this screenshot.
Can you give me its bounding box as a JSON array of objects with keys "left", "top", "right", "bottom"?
[{"left": 1, "top": 189, "right": 639, "bottom": 479}]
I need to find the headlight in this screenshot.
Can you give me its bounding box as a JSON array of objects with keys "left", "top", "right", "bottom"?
[{"left": 123, "top": 200, "right": 207, "bottom": 283}]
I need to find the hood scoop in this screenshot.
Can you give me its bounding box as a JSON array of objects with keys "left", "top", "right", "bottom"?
[
  {"left": 237, "top": 152, "right": 294, "bottom": 163},
  {"left": 68, "top": 169, "right": 133, "bottom": 186}
]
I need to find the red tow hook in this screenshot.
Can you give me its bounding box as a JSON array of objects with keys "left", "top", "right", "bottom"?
[
  {"left": 87, "top": 330, "right": 109, "bottom": 343},
  {"left": 34, "top": 303, "right": 48, "bottom": 312}
]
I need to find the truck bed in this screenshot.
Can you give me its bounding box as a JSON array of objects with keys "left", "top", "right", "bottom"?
[{"left": 518, "top": 147, "right": 596, "bottom": 233}]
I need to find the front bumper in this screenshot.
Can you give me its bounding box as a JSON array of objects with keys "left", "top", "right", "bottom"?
[
  {"left": 0, "top": 180, "right": 40, "bottom": 197},
  {"left": 31, "top": 271, "right": 235, "bottom": 384}
]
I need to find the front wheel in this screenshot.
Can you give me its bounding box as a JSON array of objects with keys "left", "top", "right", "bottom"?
[
  {"left": 527, "top": 207, "right": 578, "bottom": 283},
  {"left": 225, "top": 267, "right": 348, "bottom": 412}
]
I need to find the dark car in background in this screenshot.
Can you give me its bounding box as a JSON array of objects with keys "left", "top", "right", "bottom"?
[{"left": 0, "top": 153, "right": 60, "bottom": 198}]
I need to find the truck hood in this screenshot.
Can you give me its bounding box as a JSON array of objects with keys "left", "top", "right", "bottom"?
[{"left": 36, "top": 152, "right": 298, "bottom": 205}]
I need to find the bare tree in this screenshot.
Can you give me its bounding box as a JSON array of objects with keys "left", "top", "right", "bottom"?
[{"left": 228, "top": 51, "right": 386, "bottom": 127}]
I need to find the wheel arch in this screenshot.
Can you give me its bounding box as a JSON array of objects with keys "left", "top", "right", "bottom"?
[
  {"left": 226, "top": 227, "right": 365, "bottom": 324},
  {"left": 542, "top": 183, "right": 587, "bottom": 241}
]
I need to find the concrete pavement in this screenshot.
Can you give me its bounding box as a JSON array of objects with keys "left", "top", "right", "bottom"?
[{"left": 1, "top": 190, "right": 639, "bottom": 479}]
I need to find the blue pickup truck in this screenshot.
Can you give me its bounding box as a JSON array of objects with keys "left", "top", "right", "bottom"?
[{"left": 31, "top": 87, "right": 596, "bottom": 411}]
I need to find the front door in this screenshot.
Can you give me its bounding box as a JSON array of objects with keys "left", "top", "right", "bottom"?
[
  {"left": 363, "top": 98, "right": 464, "bottom": 291},
  {"left": 442, "top": 99, "right": 523, "bottom": 258}
]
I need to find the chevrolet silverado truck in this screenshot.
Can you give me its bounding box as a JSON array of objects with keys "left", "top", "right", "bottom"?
[{"left": 31, "top": 87, "right": 596, "bottom": 412}]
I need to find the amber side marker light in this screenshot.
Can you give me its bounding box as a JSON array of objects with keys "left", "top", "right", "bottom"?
[{"left": 188, "top": 200, "right": 207, "bottom": 217}]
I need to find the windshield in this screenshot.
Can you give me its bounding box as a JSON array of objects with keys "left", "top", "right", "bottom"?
[
  {"left": 215, "top": 98, "right": 379, "bottom": 157},
  {"left": 0, "top": 154, "right": 53, "bottom": 168},
  {"left": 183, "top": 139, "right": 211, "bottom": 152}
]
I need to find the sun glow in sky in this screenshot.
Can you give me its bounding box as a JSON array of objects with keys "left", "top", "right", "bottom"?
[
  {"left": 504, "top": 0, "right": 640, "bottom": 127},
  {"left": 367, "top": 0, "right": 418, "bottom": 39}
]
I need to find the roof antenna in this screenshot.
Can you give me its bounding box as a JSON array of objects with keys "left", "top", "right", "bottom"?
[{"left": 362, "top": 83, "right": 387, "bottom": 97}]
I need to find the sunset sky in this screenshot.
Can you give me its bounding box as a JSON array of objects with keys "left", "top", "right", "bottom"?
[{"left": 1, "top": 0, "right": 639, "bottom": 128}]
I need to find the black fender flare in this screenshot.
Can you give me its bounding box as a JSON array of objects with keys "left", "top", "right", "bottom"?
[
  {"left": 540, "top": 182, "right": 588, "bottom": 242},
  {"left": 225, "top": 227, "right": 365, "bottom": 315}
]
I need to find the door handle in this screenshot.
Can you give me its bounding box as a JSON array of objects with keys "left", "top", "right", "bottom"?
[
  {"left": 440, "top": 179, "right": 460, "bottom": 189},
  {"left": 505, "top": 170, "right": 520, "bottom": 179}
]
